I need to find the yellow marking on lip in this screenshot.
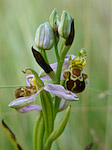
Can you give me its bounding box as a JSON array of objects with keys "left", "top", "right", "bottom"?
[{"left": 71, "top": 82, "right": 76, "bottom": 91}]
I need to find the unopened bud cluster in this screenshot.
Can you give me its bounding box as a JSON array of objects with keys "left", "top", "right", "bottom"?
[{"left": 35, "top": 9, "right": 74, "bottom": 50}]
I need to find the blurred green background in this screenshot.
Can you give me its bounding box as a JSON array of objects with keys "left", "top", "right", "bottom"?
[{"left": 0, "top": 0, "right": 111, "bottom": 149}]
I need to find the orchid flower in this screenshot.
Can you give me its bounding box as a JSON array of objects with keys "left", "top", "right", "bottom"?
[
  {"left": 8, "top": 67, "right": 79, "bottom": 113},
  {"left": 8, "top": 49, "right": 88, "bottom": 113}
]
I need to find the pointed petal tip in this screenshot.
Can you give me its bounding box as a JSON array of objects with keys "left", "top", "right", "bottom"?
[{"left": 8, "top": 103, "right": 12, "bottom": 108}]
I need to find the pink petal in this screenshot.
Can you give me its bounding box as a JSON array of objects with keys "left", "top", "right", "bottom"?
[
  {"left": 16, "top": 104, "right": 42, "bottom": 113},
  {"left": 44, "top": 83, "right": 79, "bottom": 101},
  {"left": 8, "top": 90, "right": 42, "bottom": 109}
]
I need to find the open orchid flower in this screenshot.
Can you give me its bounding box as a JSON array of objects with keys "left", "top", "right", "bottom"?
[{"left": 8, "top": 72, "right": 79, "bottom": 113}]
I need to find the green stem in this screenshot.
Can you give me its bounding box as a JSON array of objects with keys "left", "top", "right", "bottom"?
[
  {"left": 55, "top": 44, "right": 71, "bottom": 115},
  {"left": 54, "top": 96, "right": 61, "bottom": 118},
  {"left": 41, "top": 49, "right": 49, "bottom": 65},
  {"left": 60, "top": 45, "right": 70, "bottom": 59},
  {"left": 54, "top": 43, "right": 60, "bottom": 63},
  {"left": 54, "top": 56, "right": 64, "bottom": 116},
  {"left": 56, "top": 58, "right": 64, "bottom": 83},
  {"left": 0, "top": 85, "right": 24, "bottom": 89},
  {"left": 47, "top": 71, "right": 58, "bottom": 84},
  {"left": 56, "top": 45, "right": 71, "bottom": 83}
]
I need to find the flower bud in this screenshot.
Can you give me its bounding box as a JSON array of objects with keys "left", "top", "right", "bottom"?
[
  {"left": 35, "top": 22, "right": 55, "bottom": 50},
  {"left": 49, "top": 8, "right": 60, "bottom": 30},
  {"left": 58, "top": 10, "right": 72, "bottom": 39}
]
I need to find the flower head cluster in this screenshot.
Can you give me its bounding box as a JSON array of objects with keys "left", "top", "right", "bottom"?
[{"left": 8, "top": 9, "right": 88, "bottom": 114}]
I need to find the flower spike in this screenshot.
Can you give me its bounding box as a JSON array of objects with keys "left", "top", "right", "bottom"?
[{"left": 6, "top": 9, "right": 89, "bottom": 150}]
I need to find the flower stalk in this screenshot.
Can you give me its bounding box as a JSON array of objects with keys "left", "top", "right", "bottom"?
[{"left": 5, "top": 9, "right": 88, "bottom": 150}]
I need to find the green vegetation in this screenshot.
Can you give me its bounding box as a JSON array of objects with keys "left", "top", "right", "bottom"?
[{"left": 0, "top": 0, "right": 111, "bottom": 149}]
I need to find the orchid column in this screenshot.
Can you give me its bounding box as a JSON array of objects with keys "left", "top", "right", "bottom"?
[{"left": 7, "top": 9, "right": 88, "bottom": 150}]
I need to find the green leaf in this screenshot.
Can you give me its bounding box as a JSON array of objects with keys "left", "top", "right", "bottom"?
[
  {"left": 45, "top": 105, "right": 71, "bottom": 149},
  {"left": 1, "top": 120, "right": 23, "bottom": 150},
  {"left": 33, "top": 112, "right": 44, "bottom": 150},
  {"left": 40, "top": 90, "right": 54, "bottom": 140}
]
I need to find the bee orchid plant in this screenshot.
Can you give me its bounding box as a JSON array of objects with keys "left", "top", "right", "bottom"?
[{"left": 2, "top": 9, "right": 88, "bottom": 150}]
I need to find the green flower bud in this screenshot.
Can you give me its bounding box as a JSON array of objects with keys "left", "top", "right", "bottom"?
[
  {"left": 49, "top": 8, "right": 60, "bottom": 30},
  {"left": 58, "top": 10, "right": 72, "bottom": 39},
  {"left": 35, "top": 22, "right": 55, "bottom": 50}
]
